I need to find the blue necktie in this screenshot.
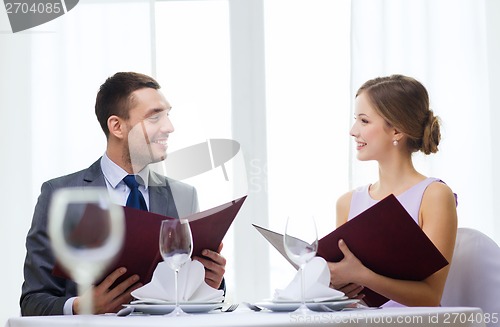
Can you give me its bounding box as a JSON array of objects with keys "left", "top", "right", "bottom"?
[{"left": 123, "top": 175, "right": 148, "bottom": 211}]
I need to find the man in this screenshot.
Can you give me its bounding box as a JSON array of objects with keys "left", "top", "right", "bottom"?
[{"left": 20, "top": 72, "right": 226, "bottom": 316}]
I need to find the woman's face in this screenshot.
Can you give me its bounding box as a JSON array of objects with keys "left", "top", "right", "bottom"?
[{"left": 350, "top": 92, "right": 395, "bottom": 162}]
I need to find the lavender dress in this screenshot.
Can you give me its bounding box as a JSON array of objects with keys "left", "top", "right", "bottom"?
[{"left": 347, "top": 177, "right": 443, "bottom": 307}]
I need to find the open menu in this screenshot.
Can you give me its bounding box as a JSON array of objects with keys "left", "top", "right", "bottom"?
[
  {"left": 253, "top": 194, "right": 448, "bottom": 307},
  {"left": 53, "top": 195, "right": 246, "bottom": 288}
]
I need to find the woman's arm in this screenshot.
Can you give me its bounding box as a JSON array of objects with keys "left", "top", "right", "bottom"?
[
  {"left": 329, "top": 182, "right": 457, "bottom": 306},
  {"left": 332, "top": 191, "right": 366, "bottom": 299},
  {"left": 335, "top": 191, "right": 353, "bottom": 228}
]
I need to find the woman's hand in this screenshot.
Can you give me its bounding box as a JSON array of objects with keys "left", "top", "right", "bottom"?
[
  {"left": 327, "top": 239, "right": 368, "bottom": 298},
  {"left": 334, "top": 283, "right": 365, "bottom": 300}
]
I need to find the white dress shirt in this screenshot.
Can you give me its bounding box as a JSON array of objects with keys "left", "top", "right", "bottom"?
[{"left": 100, "top": 152, "right": 151, "bottom": 210}]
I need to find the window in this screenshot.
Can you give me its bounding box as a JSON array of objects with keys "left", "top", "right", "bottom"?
[
  {"left": 155, "top": 0, "right": 351, "bottom": 301},
  {"left": 264, "top": 0, "right": 351, "bottom": 294}
]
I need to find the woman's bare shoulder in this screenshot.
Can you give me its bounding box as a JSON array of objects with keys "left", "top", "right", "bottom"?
[
  {"left": 424, "top": 180, "right": 456, "bottom": 204},
  {"left": 421, "top": 180, "right": 457, "bottom": 225},
  {"left": 336, "top": 191, "right": 354, "bottom": 227}
]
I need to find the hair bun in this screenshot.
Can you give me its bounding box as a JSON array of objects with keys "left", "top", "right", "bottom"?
[{"left": 422, "top": 110, "right": 441, "bottom": 154}]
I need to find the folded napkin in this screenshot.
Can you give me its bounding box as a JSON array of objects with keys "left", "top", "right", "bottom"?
[
  {"left": 274, "top": 257, "right": 344, "bottom": 302},
  {"left": 131, "top": 260, "right": 224, "bottom": 303}
]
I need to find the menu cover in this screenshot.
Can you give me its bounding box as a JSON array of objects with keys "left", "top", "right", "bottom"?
[
  {"left": 53, "top": 195, "right": 247, "bottom": 288},
  {"left": 253, "top": 194, "right": 448, "bottom": 307}
]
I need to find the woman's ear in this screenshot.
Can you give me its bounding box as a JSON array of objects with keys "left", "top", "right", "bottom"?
[
  {"left": 107, "top": 115, "right": 126, "bottom": 140},
  {"left": 393, "top": 128, "right": 403, "bottom": 142}
]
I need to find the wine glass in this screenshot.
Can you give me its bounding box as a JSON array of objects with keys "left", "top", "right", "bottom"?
[
  {"left": 48, "top": 187, "right": 125, "bottom": 315},
  {"left": 159, "top": 219, "right": 193, "bottom": 316},
  {"left": 283, "top": 215, "right": 318, "bottom": 313}
]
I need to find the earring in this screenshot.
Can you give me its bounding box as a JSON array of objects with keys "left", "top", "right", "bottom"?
[{"left": 393, "top": 140, "right": 399, "bottom": 146}]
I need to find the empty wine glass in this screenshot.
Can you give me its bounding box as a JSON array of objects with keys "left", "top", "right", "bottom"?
[
  {"left": 283, "top": 215, "right": 318, "bottom": 313},
  {"left": 159, "top": 219, "right": 193, "bottom": 316},
  {"left": 48, "top": 187, "right": 125, "bottom": 315}
]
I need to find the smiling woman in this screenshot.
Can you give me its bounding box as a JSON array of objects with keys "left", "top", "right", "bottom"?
[{"left": 331, "top": 75, "right": 457, "bottom": 307}]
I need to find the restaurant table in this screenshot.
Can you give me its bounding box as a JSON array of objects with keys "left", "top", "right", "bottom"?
[{"left": 5, "top": 306, "right": 490, "bottom": 327}]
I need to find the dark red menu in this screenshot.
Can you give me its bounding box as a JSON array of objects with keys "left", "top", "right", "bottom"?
[{"left": 53, "top": 195, "right": 246, "bottom": 288}]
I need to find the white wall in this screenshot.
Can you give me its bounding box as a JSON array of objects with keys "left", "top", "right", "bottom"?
[
  {"left": 0, "top": 1, "right": 153, "bottom": 323},
  {"left": 0, "top": 12, "right": 34, "bottom": 320},
  {"left": 486, "top": 0, "right": 500, "bottom": 240}
]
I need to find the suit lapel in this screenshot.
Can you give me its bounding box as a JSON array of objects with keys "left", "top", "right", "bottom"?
[
  {"left": 148, "top": 173, "right": 179, "bottom": 218},
  {"left": 82, "top": 159, "right": 107, "bottom": 187}
]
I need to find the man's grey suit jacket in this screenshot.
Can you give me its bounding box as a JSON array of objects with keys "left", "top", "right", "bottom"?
[{"left": 20, "top": 158, "right": 198, "bottom": 316}]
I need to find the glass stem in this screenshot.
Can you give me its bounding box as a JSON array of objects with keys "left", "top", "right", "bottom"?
[
  {"left": 77, "top": 282, "right": 93, "bottom": 315},
  {"left": 175, "top": 268, "right": 179, "bottom": 309},
  {"left": 300, "top": 264, "right": 306, "bottom": 306}
]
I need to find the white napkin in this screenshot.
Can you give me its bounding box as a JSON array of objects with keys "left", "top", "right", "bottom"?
[
  {"left": 131, "top": 260, "right": 224, "bottom": 303},
  {"left": 273, "top": 257, "right": 344, "bottom": 302}
]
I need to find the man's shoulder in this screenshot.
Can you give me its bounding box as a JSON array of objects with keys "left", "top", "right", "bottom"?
[{"left": 43, "top": 159, "right": 102, "bottom": 188}]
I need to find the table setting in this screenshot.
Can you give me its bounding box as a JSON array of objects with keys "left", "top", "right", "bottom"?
[
  {"left": 245, "top": 216, "right": 360, "bottom": 313},
  {"left": 118, "top": 256, "right": 360, "bottom": 316},
  {"left": 122, "top": 260, "right": 225, "bottom": 315},
  {"left": 252, "top": 257, "right": 359, "bottom": 312},
  {"left": 116, "top": 214, "right": 356, "bottom": 317},
  {"left": 117, "top": 215, "right": 363, "bottom": 316}
]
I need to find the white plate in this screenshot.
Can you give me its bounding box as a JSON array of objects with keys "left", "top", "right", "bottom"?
[
  {"left": 124, "top": 302, "right": 223, "bottom": 314},
  {"left": 254, "top": 299, "right": 359, "bottom": 312},
  {"left": 272, "top": 295, "right": 348, "bottom": 303}
]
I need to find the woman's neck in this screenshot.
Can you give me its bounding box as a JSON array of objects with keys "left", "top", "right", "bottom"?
[{"left": 370, "top": 157, "right": 425, "bottom": 199}]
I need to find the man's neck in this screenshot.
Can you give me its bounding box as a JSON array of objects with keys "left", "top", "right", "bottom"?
[{"left": 105, "top": 149, "right": 148, "bottom": 175}]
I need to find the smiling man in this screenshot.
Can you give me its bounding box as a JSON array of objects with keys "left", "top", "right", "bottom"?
[{"left": 20, "top": 72, "right": 227, "bottom": 316}]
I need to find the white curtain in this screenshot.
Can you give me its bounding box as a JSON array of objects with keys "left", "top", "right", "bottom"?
[{"left": 350, "top": 0, "right": 500, "bottom": 242}]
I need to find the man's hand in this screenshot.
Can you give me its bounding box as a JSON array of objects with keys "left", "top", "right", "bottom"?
[
  {"left": 193, "top": 243, "right": 226, "bottom": 289},
  {"left": 73, "top": 267, "right": 142, "bottom": 315}
]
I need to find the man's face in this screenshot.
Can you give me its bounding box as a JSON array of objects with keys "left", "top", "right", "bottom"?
[{"left": 124, "top": 88, "right": 174, "bottom": 171}]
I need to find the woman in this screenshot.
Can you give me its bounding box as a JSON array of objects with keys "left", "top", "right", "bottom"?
[{"left": 329, "top": 74, "right": 457, "bottom": 306}]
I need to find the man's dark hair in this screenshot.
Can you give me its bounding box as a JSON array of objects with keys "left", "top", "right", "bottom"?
[{"left": 95, "top": 72, "right": 160, "bottom": 138}]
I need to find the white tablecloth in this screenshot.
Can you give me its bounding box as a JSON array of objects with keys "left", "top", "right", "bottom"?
[{"left": 5, "top": 306, "right": 488, "bottom": 327}]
